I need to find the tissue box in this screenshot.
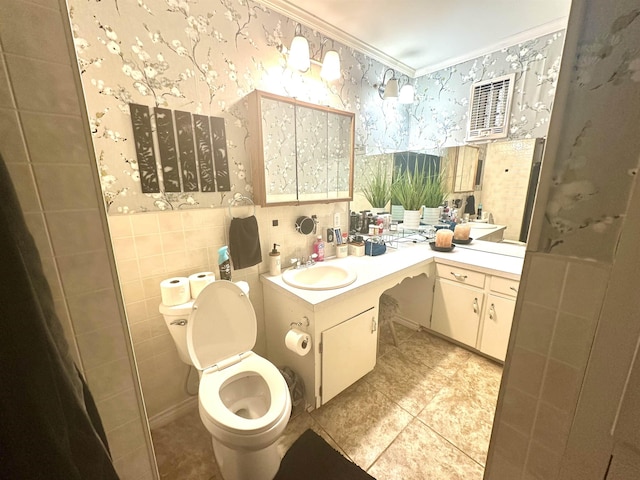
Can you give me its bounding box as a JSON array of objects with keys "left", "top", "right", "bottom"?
[{"left": 348, "top": 242, "right": 365, "bottom": 257}]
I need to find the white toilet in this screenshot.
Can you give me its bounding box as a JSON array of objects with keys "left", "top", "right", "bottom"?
[{"left": 159, "top": 280, "right": 292, "bottom": 480}]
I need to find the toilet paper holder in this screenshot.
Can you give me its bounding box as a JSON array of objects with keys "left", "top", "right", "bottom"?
[{"left": 290, "top": 316, "right": 310, "bottom": 330}]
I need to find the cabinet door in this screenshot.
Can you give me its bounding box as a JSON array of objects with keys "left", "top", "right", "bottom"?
[
  {"left": 480, "top": 294, "right": 516, "bottom": 361},
  {"left": 431, "top": 279, "right": 483, "bottom": 348},
  {"left": 321, "top": 307, "right": 377, "bottom": 404}
]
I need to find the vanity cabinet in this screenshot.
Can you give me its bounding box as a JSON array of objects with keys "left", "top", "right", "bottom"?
[
  {"left": 430, "top": 262, "right": 519, "bottom": 362},
  {"left": 261, "top": 281, "right": 380, "bottom": 409},
  {"left": 248, "top": 90, "right": 355, "bottom": 206}
]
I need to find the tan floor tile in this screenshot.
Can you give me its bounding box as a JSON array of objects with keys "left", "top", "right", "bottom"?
[
  {"left": 417, "top": 380, "right": 495, "bottom": 465},
  {"left": 396, "top": 330, "right": 473, "bottom": 376},
  {"left": 368, "top": 418, "right": 484, "bottom": 480},
  {"left": 365, "top": 346, "right": 451, "bottom": 415},
  {"left": 151, "top": 407, "right": 221, "bottom": 480},
  {"left": 310, "top": 379, "right": 413, "bottom": 470}
]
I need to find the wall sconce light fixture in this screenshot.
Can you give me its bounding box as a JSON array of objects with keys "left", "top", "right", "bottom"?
[
  {"left": 377, "top": 68, "right": 415, "bottom": 104},
  {"left": 280, "top": 25, "right": 342, "bottom": 81}
]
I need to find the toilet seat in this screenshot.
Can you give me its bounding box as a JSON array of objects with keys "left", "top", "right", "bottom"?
[
  {"left": 186, "top": 280, "right": 257, "bottom": 371},
  {"left": 199, "top": 352, "right": 289, "bottom": 435}
]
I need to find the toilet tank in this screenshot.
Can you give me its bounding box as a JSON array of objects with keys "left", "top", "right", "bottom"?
[
  {"left": 159, "top": 301, "right": 194, "bottom": 365},
  {"left": 159, "top": 281, "right": 251, "bottom": 366}
]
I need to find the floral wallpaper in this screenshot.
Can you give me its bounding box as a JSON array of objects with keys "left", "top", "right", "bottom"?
[
  {"left": 69, "top": 0, "right": 566, "bottom": 216},
  {"left": 408, "top": 31, "right": 565, "bottom": 151},
  {"left": 68, "top": 0, "right": 408, "bottom": 214}
]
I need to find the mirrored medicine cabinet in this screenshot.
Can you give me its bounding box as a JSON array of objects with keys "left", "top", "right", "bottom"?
[{"left": 248, "top": 90, "right": 355, "bottom": 206}]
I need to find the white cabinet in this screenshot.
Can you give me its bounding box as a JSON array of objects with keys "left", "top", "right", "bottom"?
[
  {"left": 321, "top": 307, "right": 377, "bottom": 404},
  {"left": 432, "top": 279, "right": 483, "bottom": 348},
  {"left": 479, "top": 276, "right": 519, "bottom": 361},
  {"left": 479, "top": 294, "right": 516, "bottom": 361},
  {"left": 262, "top": 281, "right": 381, "bottom": 409},
  {"left": 430, "top": 262, "right": 519, "bottom": 362}
]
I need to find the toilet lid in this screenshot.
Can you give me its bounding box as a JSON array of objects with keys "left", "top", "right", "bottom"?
[{"left": 186, "top": 281, "right": 256, "bottom": 371}]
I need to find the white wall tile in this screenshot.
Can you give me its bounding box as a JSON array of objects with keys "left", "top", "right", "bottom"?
[
  {"left": 0, "top": 108, "right": 27, "bottom": 163},
  {"left": 560, "top": 261, "right": 609, "bottom": 318},
  {"left": 5, "top": 55, "right": 80, "bottom": 114},
  {"left": 67, "top": 288, "right": 122, "bottom": 334},
  {"left": 57, "top": 250, "right": 114, "bottom": 295},
  {"left": 46, "top": 209, "right": 107, "bottom": 256},
  {"left": 85, "top": 357, "right": 137, "bottom": 401},
  {"left": 514, "top": 302, "right": 556, "bottom": 355},
  {"left": 97, "top": 388, "right": 142, "bottom": 432},
  {"left": 521, "top": 254, "right": 567, "bottom": 309},
  {"left": 0, "top": 1, "right": 69, "bottom": 64},
  {"left": 21, "top": 112, "right": 90, "bottom": 165},
  {"left": 33, "top": 164, "right": 99, "bottom": 211}
]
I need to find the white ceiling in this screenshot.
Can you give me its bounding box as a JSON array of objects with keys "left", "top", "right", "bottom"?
[{"left": 256, "top": 0, "right": 572, "bottom": 77}]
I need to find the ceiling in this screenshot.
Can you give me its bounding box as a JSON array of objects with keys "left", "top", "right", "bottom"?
[{"left": 256, "top": 0, "right": 572, "bottom": 77}]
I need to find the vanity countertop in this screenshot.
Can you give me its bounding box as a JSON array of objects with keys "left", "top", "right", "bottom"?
[{"left": 261, "top": 241, "right": 524, "bottom": 307}]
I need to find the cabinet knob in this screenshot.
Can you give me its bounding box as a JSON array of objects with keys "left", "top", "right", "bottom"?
[
  {"left": 473, "top": 298, "right": 479, "bottom": 314},
  {"left": 510, "top": 286, "right": 518, "bottom": 293},
  {"left": 489, "top": 303, "right": 496, "bottom": 320}
]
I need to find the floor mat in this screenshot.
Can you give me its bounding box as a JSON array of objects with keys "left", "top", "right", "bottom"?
[{"left": 274, "top": 429, "right": 375, "bottom": 480}]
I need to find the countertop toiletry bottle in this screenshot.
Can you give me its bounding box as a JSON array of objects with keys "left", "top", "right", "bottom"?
[
  {"left": 313, "top": 235, "right": 325, "bottom": 262},
  {"left": 476, "top": 203, "right": 483, "bottom": 221},
  {"left": 269, "top": 244, "right": 281, "bottom": 276},
  {"left": 218, "top": 246, "right": 232, "bottom": 281}
]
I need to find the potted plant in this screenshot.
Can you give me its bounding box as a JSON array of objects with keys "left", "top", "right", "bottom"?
[
  {"left": 391, "top": 164, "right": 447, "bottom": 229},
  {"left": 361, "top": 161, "right": 392, "bottom": 213}
]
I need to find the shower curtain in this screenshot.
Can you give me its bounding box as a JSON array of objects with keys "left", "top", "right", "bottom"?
[{"left": 0, "top": 154, "right": 120, "bottom": 479}]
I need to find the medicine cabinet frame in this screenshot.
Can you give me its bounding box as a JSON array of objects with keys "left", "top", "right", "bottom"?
[{"left": 248, "top": 90, "right": 355, "bottom": 207}]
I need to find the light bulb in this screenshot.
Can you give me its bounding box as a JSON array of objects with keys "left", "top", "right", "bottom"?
[
  {"left": 288, "top": 35, "right": 310, "bottom": 72},
  {"left": 320, "top": 50, "right": 341, "bottom": 81}
]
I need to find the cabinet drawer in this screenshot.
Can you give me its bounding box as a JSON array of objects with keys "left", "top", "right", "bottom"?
[
  {"left": 491, "top": 276, "right": 520, "bottom": 297},
  {"left": 436, "top": 263, "right": 485, "bottom": 289}
]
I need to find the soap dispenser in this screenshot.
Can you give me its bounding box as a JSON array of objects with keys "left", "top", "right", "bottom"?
[{"left": 269, "top": 244, "right": 281, "bottom": 276}]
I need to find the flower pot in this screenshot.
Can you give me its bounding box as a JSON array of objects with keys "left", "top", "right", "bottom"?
[
  {"left": 422, "top": 207, "right": 441, "bottom": 226},
  {"left": 403, "top": 210, "right": 422, "bottom": 230}
]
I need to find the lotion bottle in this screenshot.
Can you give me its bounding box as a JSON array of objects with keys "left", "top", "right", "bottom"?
[
  {"left": 269, "top": 244, "right": 281, "bottom": 276},
  {"left": 313, "top": 235, "right": 325, "bottom": 262}
]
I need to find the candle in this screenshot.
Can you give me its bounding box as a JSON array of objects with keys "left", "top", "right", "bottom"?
[
  {"left": 435, "top": 229, "right": 454, "bottom": 248},
  {"left": 454, "top": 224, "right": 471, "bottom": 240}
]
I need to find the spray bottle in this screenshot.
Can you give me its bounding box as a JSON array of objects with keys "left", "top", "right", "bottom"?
[{"left": 218, "top": 246, "right": 232, "bottom": 281}]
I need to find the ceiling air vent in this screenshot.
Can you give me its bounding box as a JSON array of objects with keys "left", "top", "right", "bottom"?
[{"left": 466, "top": 73, "right": 515, "bottom": 142}]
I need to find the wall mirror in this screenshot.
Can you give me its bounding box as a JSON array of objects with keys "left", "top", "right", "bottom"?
[
  {"left": 352, "top": 137, "right": 545, "bottom": 253},
  {"left": 248, "top": 90, "right": 355, "bottom": 206}
]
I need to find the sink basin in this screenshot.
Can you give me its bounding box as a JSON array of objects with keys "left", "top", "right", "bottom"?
[{"left": 282, "top": 264, "right": 357, "bottom": 290}]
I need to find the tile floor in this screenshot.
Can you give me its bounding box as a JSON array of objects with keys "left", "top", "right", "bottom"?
[{"left": 151, "top": 322, "right": 503, "bottom": 479}]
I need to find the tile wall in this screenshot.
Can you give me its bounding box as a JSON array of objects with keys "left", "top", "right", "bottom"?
[
  {"left": 108, "top": 201, "right": 348, "bottom": 420},
  {"left": 488, "top": 253, "right": 610, "bottom": 478},
  {"left": 0, "top": 0, "right": 155, "bottom": 478}
]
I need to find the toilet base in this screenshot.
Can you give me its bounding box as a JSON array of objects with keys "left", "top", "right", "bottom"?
[{"left": 212, "top": 436, "right": 282, "bottom": 480}]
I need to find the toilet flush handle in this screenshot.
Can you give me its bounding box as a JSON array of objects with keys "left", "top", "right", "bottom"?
[{"left": 170, "top": 319, "right": 187, "bottom": 326}]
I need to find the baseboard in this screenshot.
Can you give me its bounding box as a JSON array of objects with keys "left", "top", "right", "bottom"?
[{"left": 149, "top": 396, "right": 198, "bottom": 430}]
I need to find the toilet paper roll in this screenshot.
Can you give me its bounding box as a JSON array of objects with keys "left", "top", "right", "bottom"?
[
  {"left": 285, "top": 328, "right": 312, "bottom": 356},
  {"left": 160, "top": 277, "right": 190, "bottom": 306},
  {"left": 189, "top": 271, "right": 215, "bottom": 299}
]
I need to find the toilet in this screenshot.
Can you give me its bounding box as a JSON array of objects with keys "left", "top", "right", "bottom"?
[{"left": 159, "top": 280, "right": 292, "bottom": 480}]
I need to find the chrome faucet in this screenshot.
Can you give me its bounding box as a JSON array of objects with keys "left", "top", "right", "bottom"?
[{"left": 306, "top": 253, "right": 318, "bottom": 267}]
